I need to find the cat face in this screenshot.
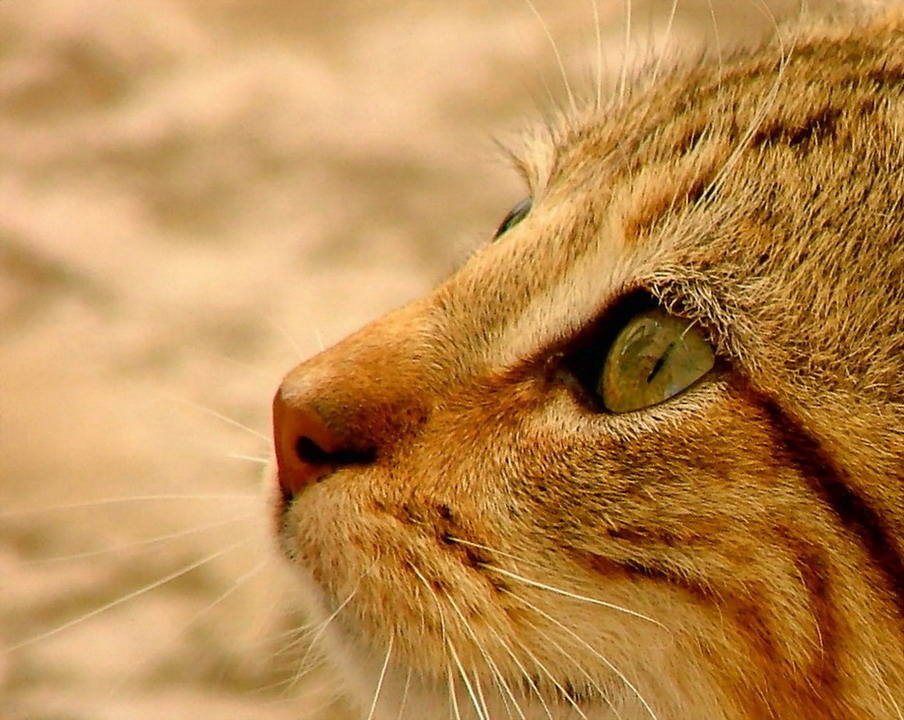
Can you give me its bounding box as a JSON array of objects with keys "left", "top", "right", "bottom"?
[{"left": 272, "top": 15, "right": 903, "bottom": 720}]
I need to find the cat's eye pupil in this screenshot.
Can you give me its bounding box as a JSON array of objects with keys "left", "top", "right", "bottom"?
[
  {"left": 646, "top": 350, "right": 669, "bottom": 383},
  {"left": 597, "top": 307, "right": 715, "bottom": 413},
  {"left": 492, "top": 197, "right": 532, "bottom": 239}
]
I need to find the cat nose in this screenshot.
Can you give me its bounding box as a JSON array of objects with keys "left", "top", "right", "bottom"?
[{"left": 272, "top": 392, "right": 374, "bottom": 499}]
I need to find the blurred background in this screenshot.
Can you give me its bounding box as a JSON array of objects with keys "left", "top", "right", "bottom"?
[{"left": 0, "top": 1, "right": 837, "bottom": 718}]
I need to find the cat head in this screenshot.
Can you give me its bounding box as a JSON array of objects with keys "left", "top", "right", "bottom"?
[{"left": 271, "top": 14, "right": 903, "bottom": 720}]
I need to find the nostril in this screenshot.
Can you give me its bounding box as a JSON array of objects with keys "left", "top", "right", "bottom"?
[
  {"left": 295, "top": 435, "right": 331, "bottom": 465},
  {"left": 274, "top": 387, "right": 381, "bottom": 500},
  {"left": 295, "top": 435, "right": 376, "bottom": 467},
  {"left": 273, "top": 394, "right": 343, "bottom": 498}
]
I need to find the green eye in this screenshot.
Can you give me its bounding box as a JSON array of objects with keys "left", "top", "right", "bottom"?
[
  {"left": 600, "top": 308, "right": 714, "bottom": 413},
  {"left": 493, "top": 197, "right": 532, "bottom": 240}
]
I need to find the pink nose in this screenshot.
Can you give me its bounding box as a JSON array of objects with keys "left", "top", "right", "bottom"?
[{"left": 273, "top": 392, "right": 355, "bottom": 499}]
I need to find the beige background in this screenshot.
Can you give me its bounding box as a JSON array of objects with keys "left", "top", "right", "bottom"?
[{"left": 0, "top": 2, "right": 835, "bottom": 718}]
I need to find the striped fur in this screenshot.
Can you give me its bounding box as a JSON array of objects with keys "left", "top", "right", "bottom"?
[{"left": 272, "top": 12, "right": 903, "bottom": 719}]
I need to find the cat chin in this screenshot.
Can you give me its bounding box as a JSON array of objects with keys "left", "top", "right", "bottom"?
[
  {"left": 316, "top": 632, "right": 632, "bottom": 720},
  {"left": 275, "top": 546, "right": 715, "bottom": 719},
  {"left": 275, "top": 568, "right": 626, "bottom": 720}
]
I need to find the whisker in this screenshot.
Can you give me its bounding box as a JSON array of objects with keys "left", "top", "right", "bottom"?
[
  {"left": 313, "top": 328, "right": 326, "bottom": 353},
  {"left": 254, "top": 646, "right": 325, "bottom": 697},
  {"left": 649, "top": 0, "right": 679, "bottom": 88},
  {"left": 485, "top": 624, "right": 555, "bottom": 720},
  {"left": 27, "top": 512, "right": 255, "bottom": 564},
  {"left": 512, "top": 593, "right": 658, "bottom": 720},
  {"left": 5, "top": 536, "right": 252, "bottom": 653},
  {"left": 481, "top": 563, "right": 666, "bottom": 628},
  {"left": 706, "top": 0, "right": 724, "bottom": 81},
  {"left": 397, "top": 666, "right": 412, "bottom": 720},
  {"left": 472, "top": 664, "right": 492, "bottom": 720},
  {"left": 443, "top": 585, "right": 526, "bottom": 720},
  {"left": 447, "top": 637, "right": 489, "bottom": 720},
  {"left": 591, "top": 0, "right": 603, "bottom": 112},
  {"left": 257, "top": 623, "right": 343, "bottom": 700},
  {"left": 228, "top": 452, "right": 270, "bottom": 465},
  {"left": 365, "top": 633, "right": 394, "bottom": 720},
  {"left": 162, "top": 391, "right": 271, "bottom": 442},
  {"left": 192, "top": 347, "right": 276, "bottom": 383},
  {"left": 261, "top": 311, "right": 310, "bottom": 362},
  {"left": 448, "top": 665, "right": 464, "bottom": 720},
  {"left": 290, "top": 585, "right": 360, "bottom": 683},
  {"left": 0, "top": 493, "right": 254, "bottom": 519},
  {"left": 407, "top": 563, "right": 462, "bottom": 720},
  {"left": 523, "top": 0, "right": 577, "bottom": 114},
  {"left": 268, "top": 610, "right": 329, "bottom": 648},
  {"left": 507, "top": 630, "right": 590, "bottom": 720},
  {"left": 106, "top": 556, "right": 271, "bottom": 699},
  {"left": 271, "top": 620, "right": 321, "bottom": 655},
  {"left": 278, "top": 557, "right": 381, "bottom": 694},
  {"left": 532, "top": 623, "right": 623, "bottom": 720},
  {"left": 692, "top": 0, "right": 794, "bottom": 213},
  {"left": 444, "top": 535, "right": 548, "bottom": 572},
  {"left": 257, "top": 678, "right": 345, "bottom": 716},
  {"left": 617, "top": 0, "right": 633, "bottom": 105}
]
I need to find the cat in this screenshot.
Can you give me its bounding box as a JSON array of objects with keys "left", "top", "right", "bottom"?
[{"left": 271, "top": 8, "right": 904, "bottom": 720}]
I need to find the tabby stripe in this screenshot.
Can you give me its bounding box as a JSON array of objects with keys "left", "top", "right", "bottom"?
[
  {"left": 773, "top": 525, "right": 839, "bottom": 686},
  {"left": 752, "top": 392, "right": 904, "bottom": 618}
]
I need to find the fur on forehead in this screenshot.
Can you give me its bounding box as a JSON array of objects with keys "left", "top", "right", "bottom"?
[
  {"left": 499, "top": 11, "right": 902, "bottom": 355},
  {"left": 508, "top": 6, "right": 904, "bottom": 198}
]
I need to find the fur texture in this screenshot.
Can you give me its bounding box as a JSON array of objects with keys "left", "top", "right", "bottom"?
[{"left": 272, "top": 12, "right": 903, "bottom": 719}]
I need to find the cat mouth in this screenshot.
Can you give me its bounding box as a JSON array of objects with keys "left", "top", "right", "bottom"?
[{"left": 274, "top": 488, "right": 659, "bottom": 719}]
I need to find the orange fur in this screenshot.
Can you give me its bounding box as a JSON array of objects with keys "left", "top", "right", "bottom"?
[{"left": 273, "top": 12, "right": 903, "bottom": 719}]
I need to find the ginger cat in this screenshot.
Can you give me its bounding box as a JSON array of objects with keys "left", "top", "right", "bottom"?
[{"left": 271, "top": 10, "right": 904, "bottom": 720}]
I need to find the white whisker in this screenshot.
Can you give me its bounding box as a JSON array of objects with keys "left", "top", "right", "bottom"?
[
  {"left": 485, "top": 624, "right": 555, "bottom": 720},
  {"left": 447, "top": 637, "right": 489, "bottom": 720},
  {"left": 28, "top": 512, "right": 255, "bottom": 564},
  {"left": 365, "top": 633, "right": 394, "bottom": 720},
  {"left": 513, "top": 593, "right": 658, "bottom": 720},
  {"left": 617, "top": 0, "right": 633, "bottom": 105},
  {"left": 260, "top": 311, "right": 310, "bottom": 362},
  {"left": 5, "top": 536, "right": 252, "bottom": 653},
  {"left": 280, "top": 557, "right": 381, "bottom": 689},
  {"left": 472, "top": 666, "right": 492, "bottom": 720},
  {"left": 408, "top": 563, "right": 462, "bottom": 720},
  {"left": 228, "top": 452, "right": 270, "bottom": 465},
  {"left": 448, "top": 666, "right": 464, "bottom": 720},
  {"left": 649, "top": 0, "right": 679, "bottom": 88},
  {"left": 397, "top": 666, "right": 413, "bottom": 720},
  {"left": 0, "top": 493, "right": 254, "bottom": 519},
  {"left": 483, "top": 563, "right": 666, "bottom": 628},
  {"left": 532, "top": 623, "right": 623, "bottom": 720},
  {"left": 292, "top": 585, "right": 360, "bottom": 678},
  {"left": 692, "top": 0, "right": 795, "bottom": 217},
  {"left": 706, "top": 0, "right": 723, "bottom": 82},
  {"left": 313, "top": 328, "right": 326, "bottom": 353},
  {"left": 524, "top": 0, "right": 577, "bottom": 114},
  {"left": 442, "top": 584, "right": 526, "bottom": 720},
  {"left": 445, "top": 535, "right": 548, "bottom": 572},
  {"left": 445, "top": 602, "right": 495, "bottom": 718},
  {"left": 163, "top": 392, "right": 271, "bottom": 442},
  {"left": 508, "top": 631, "right": 590, "bottom": 720},
  {"left": 106, "top": 556, "right": 271, "bottom": 699},
  {"left": 591, "top": 0, "right": 603, "bottom": 112}
]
